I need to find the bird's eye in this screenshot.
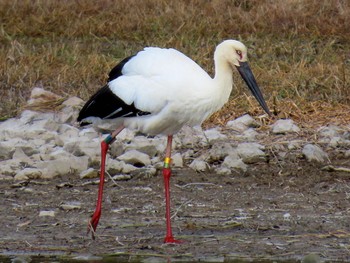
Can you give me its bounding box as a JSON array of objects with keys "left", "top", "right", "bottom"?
[{"left": 236, "top": 50, "right": 242, "bottom": 59}]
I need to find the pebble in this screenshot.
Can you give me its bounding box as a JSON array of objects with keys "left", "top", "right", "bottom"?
[
  {"left": 0, "top": 87, "right": 346, "bottom": 181},
  {"left": 235, "top": 142, "right": 266, "bottom": 164},
  {"left": 302, "top": 144, "right": 329, "bottom": 163},
  {"left": 189, "top": 159, "right": 210, "bottom": 172},
  {"left": 117, "top": 149, "right": 151, "bottom": 167},
  {"left": 226, "top": 114, "right": 259, "bottom": 132},
  {"left": 272, "top": 119, "right": 300, "bottom": 134},
  {"left": 39, "top": 210, "right": 56, "bottom": 217}
]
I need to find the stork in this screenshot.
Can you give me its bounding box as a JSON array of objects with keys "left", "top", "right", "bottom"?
[{"left": 77, "top": 39, "right": 271, "bottom": 243}]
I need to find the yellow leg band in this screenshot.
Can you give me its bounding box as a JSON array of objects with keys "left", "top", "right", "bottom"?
[{"left": 164, "top": 157, "right": 171, "bottom": 168}]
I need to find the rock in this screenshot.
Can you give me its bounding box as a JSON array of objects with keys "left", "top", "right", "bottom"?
[
  {"left": 171, "top": 153, "right": 183, "bottom": 167},
  {"left": 272, "top": 119, "right": 300, "bottom": 134},
  {"left": 124, "top": 136, "right": 162, "bottom": 157},
  {"left": 189, "top": 159, "right": 210, "bottom": 172},
  {"left": 107, "top": 159, "right": 139, "bottom": 174},
  {"left": 236, "top": 143, "right": 266, "bottom": 163},
  {"left": 226, "top": 114, "right": 259, "bottom": 133},
  {"left": 204, "top": 128, "right": 227, "bottom": 143},
  {"left": 117, "top": 149, "right": 151, "bottom": 167},
  {"left": 27, "top": 87, "right": 62, "bottom": 104},
  {"left": 0, "top": 141, "right": 15, "bottom": 160},
  {"left": 62, "top": 96, "right": 84, "bottom": 108},
  {"left": 35, "top": 155, "right": 89, "bottom": 178},
  {"left": 176, "top": 126, "right": 208, "bottom": 148},
  {"left": 112, "top": 174, "right": 132, "bottom": 181},
  {"left": 12, "top": 148, "right": 32, "bottom": 164},
  {"left": 14, "top": 168, "right": 42, "bottom": 180},
  {"left": 206, "top": 142, "right": 236, "bottom": 163},
  {"left": 60, "top": 201, "right": 82, "bottom": 210},
  {"left": 302, "top": 144, "right": 329, "bottom": 163},
  {"left": 222, "top": 155, "right": 247, "bottom": 172},
  {"left": 39, "top": 210, "right": 56, "bottom": 217},
  {"left": 79, "top": 168, "right": 98, "bottom": 179},
  {"left": 215, "top": 166, "right": 232, "bottom": 175},
  {"left": 317, "top": 125, "right": 344, "bottom": 138}
]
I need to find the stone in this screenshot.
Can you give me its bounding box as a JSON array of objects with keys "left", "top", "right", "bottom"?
[
  {"left": 124, "top": 136, "right": 161, "bottom": 157},
  {"left": 302, "top": 144, "right": 329, "bottom": 163},
  {"left": 12, "top": 148, "right": 32, "bottom": 164},
  {"left": 226, "top": 114, "right": 259, "bottom": 133},
  {"left": 236, "top": 143, "right": 266, "bottom": 163},
  {"left": 171, "top": 153, "right": 183, "bottom": 167},
  {"left": 117, "top": 149, "right": 151, "bottom": 167},
  {"left": 0, "top": 141, "right": 15, "bottom": 160},
  {"left": 317, "top": 125, "right": 344, "bottom": 138},
  {"left": 14, "top": 168, "right": 42, "bottom": 181},
  {"left": 222, "top": 155, "right": 248, "bottom": 172},
  {"left": 189, "top": 159, "right": 210, "bottom": 172},
  {"left": 79, "top": 168, "right": 98, "bottom": 179},
  {"left": 60, "top": 201, "right": 82, "bottom": 210},
  {"left": 207, "top": 142, "right": 236, "bottom": 162},
  {"left": 272, "top": 119, "right": 300, "bottom": 134},
  {"left": 39, "top": 210, "right": 56, "bottom": 217},
  {"left": 204, "top": 128, "right": 227, "bottom": 143},
  {"left": 176, "top": 126, "right": 208, "bottom": 148},
  {"left": 35, "top": 155, "right": 89, "bottom": 178}
]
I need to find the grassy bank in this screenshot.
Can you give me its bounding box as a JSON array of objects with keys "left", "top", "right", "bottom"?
[{"left": 0, "top": 0, "right": 349, "bottom": 125}]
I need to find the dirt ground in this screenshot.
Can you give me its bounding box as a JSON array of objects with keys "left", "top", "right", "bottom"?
[{"left": 0, "top": 154, "right": 350, "bottom": 262}]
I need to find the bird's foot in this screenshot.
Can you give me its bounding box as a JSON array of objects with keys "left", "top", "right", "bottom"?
[
  {"left": 164, "top": 235, "right": 183, "bottom": 244},
  {"left": 87, "top": 210, "right": 101, "bottom": 239}
]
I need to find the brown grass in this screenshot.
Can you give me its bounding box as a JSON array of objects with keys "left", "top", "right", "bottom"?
[{"left": 0, "top": 0, "right": 349, "bottom": 126}]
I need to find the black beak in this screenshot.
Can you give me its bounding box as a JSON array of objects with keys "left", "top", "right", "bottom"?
[{"left": 236, "top": 61, "right": 271, "bottom": 116}]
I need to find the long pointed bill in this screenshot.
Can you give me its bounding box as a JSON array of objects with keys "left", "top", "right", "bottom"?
[{"left": 236, "top": 61, "right": 271, "bottom": 116}]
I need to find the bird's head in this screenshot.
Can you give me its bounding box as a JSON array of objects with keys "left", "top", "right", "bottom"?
[
  {"left": 215, "top": 40, "right": 248, "bottom": 67},
  {"left": 215, "top": 39, "right": 271, "bottom": 116}
]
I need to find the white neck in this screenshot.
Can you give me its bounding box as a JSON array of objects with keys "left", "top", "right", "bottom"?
[{"left": 211, "top": 55, "right": 234, "bottom": 111}]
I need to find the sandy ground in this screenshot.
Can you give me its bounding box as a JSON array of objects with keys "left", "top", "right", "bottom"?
[{"left": 0, "top": 152, "right": 350, "bottom": 262}]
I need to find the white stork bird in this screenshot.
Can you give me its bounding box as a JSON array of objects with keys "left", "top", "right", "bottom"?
[{"left": 78, "top": 39, "right": 271, "bottom": 243}]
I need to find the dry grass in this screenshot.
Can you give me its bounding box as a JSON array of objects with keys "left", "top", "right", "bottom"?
[{"left": 0, "top": 0, "right": 349, "bottom": 126}]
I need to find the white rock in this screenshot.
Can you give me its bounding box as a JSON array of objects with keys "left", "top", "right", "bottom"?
[
  {"left": 79, "top": 168, "right": 98, "bottom": 179},
  {"left": 204, "top": 128, "right": 227, "bottom": 143},
  {"left": 39, "top": 210, "right": 56, "bottom": 217},
  {"left": 272, "top": 119, "right": 300, "bottom": 134},
  {"left": 236, "top": 143, "right": 266, "bottom": 164},
  {"left": 171, "top": 153, "right": 183, "bottom": 167},
  {"left": 302, "top": 144, "right": 329, "bottom": 163},
  {"left": 117, "top": 149, "right": 151, "bottom": 167},
  {"left": 60, "top": 201, "right": 82, "bottom": 210},
  {"left": 317, "top": 125, "right": 344, "bottom": 138},
  {"left": 237, "top": 128, "right": 259, "bottom": 141},
  {"left": 35, "top": 155, "right": 89, "bottom": 178},
  {"left": 207, "top": 142, "right": 236, "bottom": 162},
  {"left": 0, "top": 141, "right": 15, "bottom": 160},
  {"left": 78, "top": 127, "right": 99, "bottom": 140},
  {"left": 12, "top": 148, "right": 32, "bottom": 164},
  {"left": 62, "top": 96, "right": 84, "bottom": 108},
  {"left": 189, "top": 159, "right": 210, "bottom": 172},
  {"left": 226, "top": 114, "right": 259, "bottom": 133},
  {"left": 215, "top": 166, "right": 232, "bottom": 175},
  {"left": 222, "top": 155, "right": 248, "bottom": 172},
  {"left": 124, "top": 136, "right": 161, "bottom": 157},
  {"left": 0, "top": 161, "right": 17, "bottom": 176},
  {"left": 112, "top": 174, "right": 132, "bottom": 181},
  {"left": 176, "top": 126, "right": 208, "bottom": 148},
  {"left": 14, "top": 168, "right": 42, "bottom": 180}
]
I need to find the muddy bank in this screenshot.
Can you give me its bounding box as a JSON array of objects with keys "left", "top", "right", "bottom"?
[{"left": 1, "top": 156, "right": 350, "bottom": 262}]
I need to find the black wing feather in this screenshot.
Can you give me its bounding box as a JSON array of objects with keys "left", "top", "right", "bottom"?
[{"left": 77, "top": 55, "right": 150, "bottom": 126}]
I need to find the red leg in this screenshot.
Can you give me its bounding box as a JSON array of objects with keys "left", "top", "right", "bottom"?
[
  {"left": 87, "top": 125, "right": 124, "bottom": 239},
  {"left": 163, "top": 135, "right": 182, "bottom": 244}
]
